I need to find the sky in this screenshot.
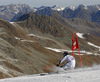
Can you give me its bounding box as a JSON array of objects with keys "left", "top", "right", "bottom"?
[{"left": 0, "top": 0, "right": 99, "bottom": 7}]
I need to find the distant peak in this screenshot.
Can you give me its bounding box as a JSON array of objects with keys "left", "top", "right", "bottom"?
[
  {"left": 93, "top": 4, "right": 100, "bottom": 10},
  {"left": 51, "top": 5, "right": 65, "bottom": 11},
  {"left": 69, "top": 6, "right": 76, "bottom": 10},
  {"left": 76, "top": 4, "right": 88, "bottom": 9}
]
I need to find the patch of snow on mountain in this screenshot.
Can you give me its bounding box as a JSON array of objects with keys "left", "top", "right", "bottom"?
[
  {"left": 77, "top": 33, "right": 85, "bottom": 39},
  {"left": 10, "top": 22, "right": 14, "bottom": 24},
  {"left": 33, "top": 9, "right": 37, "bottom": 12},
  {"left": 28, "top": 34, "right": 36, "bottom": 37},
  {"left": 21, "top": 40, "right": 34, "bottom": 42},
  {"left": 0, "top": 66, "right": 8, "bottom": 73},
  {"left": 94, "top": 4, "right": 100, "bottom": 10},
  {"left": 45, "top": 47, "right": 93, "bottom": 55},
  {"left": 87, "top": 42, "right": 99, "bottom": 48},
  {"left": 45, "top": 47, "right": 68, "bottom": 52},
  {"left": 51, "top": 5, "right": 65, "bottom": 11},
  {"left": 69, "top": 6, "right": 76, "bottom": 10},
  {"left": 0, "top": 66, "right": 13, "bottom": 77},
  {"left": 87, "top": 42, "right": 100, "bottom": 52},
  {"left": 15, "top": 37, "right": 34, "bottom": 42},
  {"left": 84, "top": 5, "right": 88, "bottom": 9}
]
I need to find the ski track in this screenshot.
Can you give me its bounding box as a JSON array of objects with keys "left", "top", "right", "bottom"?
[{"left": 0, "top": 65, "right": 100, "bottom": 82}]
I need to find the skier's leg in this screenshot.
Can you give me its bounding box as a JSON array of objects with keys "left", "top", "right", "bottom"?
[
  {"left": 70, "top": 60, "right": 76, "bottom": 69},
  {"left": 62, "top": 62, "right": 71, "bottom": 70}
]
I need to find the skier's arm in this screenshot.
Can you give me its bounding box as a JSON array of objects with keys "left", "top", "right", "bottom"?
[
  {"left": 56, "top": 56, "right": 67, "bottom": 66},
  {"left": 60, "top": 56, "right": 67, "bottom": 64}
]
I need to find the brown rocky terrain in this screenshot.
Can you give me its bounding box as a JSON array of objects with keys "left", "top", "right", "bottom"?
[{"left": 0, "top": 12, "right": 100, "bottom": 79}]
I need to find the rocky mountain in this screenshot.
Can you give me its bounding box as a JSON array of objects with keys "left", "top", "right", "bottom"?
[
  {"left": 0, "top": 4, "right": 100, "bottom": 24},
  {"left": 34, "top": 5, "right": 65, "bottom": 12},
  {"left": 50, "top": 12, "right": 100, "bottom": 37},
  {"left": 58, "top": 5, "right": 91, "bottom": 21},
  {"left": 0, "top": 4, "right": 34, "bottom": 21},
  {"left": 35, "top": 4, "right": 100, "bottom": 24},
  {"left": 92, "top": 10, "right": 100, "bottom": 24}
]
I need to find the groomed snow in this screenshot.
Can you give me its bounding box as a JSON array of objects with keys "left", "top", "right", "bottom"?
[{"left": 0, "top": 65, "right": 100, "bottom": 82}]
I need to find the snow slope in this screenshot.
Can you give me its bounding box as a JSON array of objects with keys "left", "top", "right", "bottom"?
[{"left": 0, "top": 65, "right": 100, "bottom": 82}]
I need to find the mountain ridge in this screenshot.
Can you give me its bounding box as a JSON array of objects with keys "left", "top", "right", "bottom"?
[
  {"left": 0, "top": 4, "right": 100, "bottom": 25},
  {"left": 35, "top": 4, "right": 100, "bottom": 25}
]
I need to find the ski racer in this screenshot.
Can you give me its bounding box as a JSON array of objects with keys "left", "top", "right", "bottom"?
[{"left": 56, "top": 52, "right": 76, "bottom": 70}]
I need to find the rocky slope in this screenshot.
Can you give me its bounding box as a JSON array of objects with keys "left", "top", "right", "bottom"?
[{"left": 0, "top": 18, "right": 64, "bottom": 78}]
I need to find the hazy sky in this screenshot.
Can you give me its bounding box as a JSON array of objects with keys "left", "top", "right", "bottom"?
[{"left": 0, "top": 0, "right": 100, "bottom": 7}]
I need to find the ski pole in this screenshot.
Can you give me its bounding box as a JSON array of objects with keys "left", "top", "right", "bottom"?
[{"left": 43, "top": 66, "right": 52, "bottom": 69}]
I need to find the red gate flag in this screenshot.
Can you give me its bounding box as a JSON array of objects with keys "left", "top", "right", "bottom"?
[
  {"left": 72, "top": 36, "right": 79, "bottom": 50},
  {"left": 72, "top": 33, "right": 82, "bottom": 67}
]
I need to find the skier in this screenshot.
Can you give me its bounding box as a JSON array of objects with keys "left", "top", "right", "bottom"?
[{"left": 56, "top": 52, "right": 76, "bottom": 70}]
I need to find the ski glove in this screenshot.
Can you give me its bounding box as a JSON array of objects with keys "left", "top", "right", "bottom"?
[
  {"left": 56, "top": 64, "right": 59, "bottom": 67},
  {"left": 56, "top": 61, "right": 61, "bottom": 67}
]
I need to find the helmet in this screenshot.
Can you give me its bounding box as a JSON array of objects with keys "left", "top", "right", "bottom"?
[{"left": 63, "top": 52, "right": 68, "bottom": 57}]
